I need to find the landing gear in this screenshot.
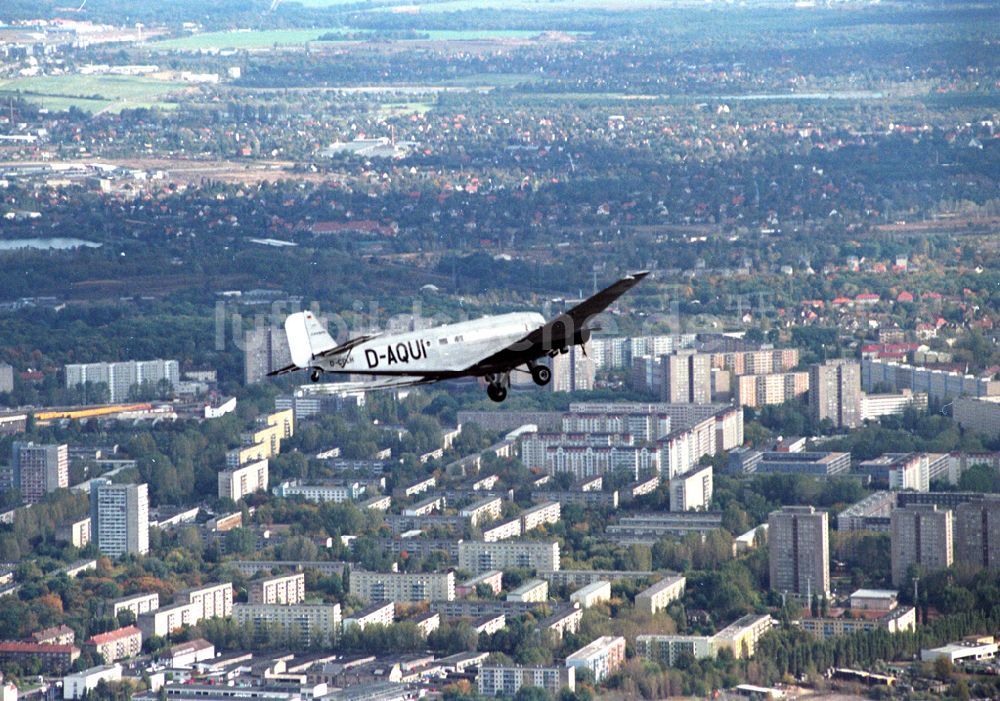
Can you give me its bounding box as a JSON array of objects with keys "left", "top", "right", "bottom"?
[
  {"left": 486, "top": 383, "right": 507, "bottom": 403},
  {"left": 530, "top": 364, "right": 552, "bottom": 387},
  {"left": 310, "top": 369, "right": 322, "bottom": 382},
  {"left": 485, "top": 372, "right": 510, "bottom": 403}
]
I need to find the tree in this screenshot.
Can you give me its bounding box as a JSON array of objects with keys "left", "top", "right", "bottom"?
[{"left": 513, "top": 687, "right": 552, "bottom": 701}]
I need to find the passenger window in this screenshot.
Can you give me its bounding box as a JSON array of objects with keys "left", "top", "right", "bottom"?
[
  {"left": 439, "top": 338, "right": 448, "bottom": 345},
  {"left": 455, "top": 335, "right": 464, "bottom": 342}
]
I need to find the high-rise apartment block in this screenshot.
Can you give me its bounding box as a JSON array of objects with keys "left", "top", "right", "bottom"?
[
  {"left": 550, "top": 343, "right": 595, "bottom": 392},
  {"left": 809, "top": 360, "right": 862, "bottom": 429},
  {"left": 89, "top": 480, "right": 149, "bottom": 557},
  {"left": 955, "top": 497, "right": 1000, "bottom": 570},
  {"left": 890, "top": 504, "right": 953, "bottom": 586},
  {"left": 768, "top": 506, "right": 830, "bottom": 598},
  {"left": 244, "top": 327, "right": 293, "bottom": 385},
  {"left": 65, "top": 360, "right": 179, "bottom": 403},
  {"left": 11, "top": 442, "right": 68, "bottom": 502},
  {"left": 660, "top": 351, "right": 712, "bottom": 404},
  {"left": 0, "top": 363, "right": 12, "bottom": 394},
  {"left": 710, "top": 349, "right": 800, "bottom": 376},
  {"left": 735, "top": 371, "right": 810, "bottom": 408}
]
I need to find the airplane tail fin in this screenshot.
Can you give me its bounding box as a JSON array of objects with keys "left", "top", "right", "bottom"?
[{"left": 284, "top": 311, "right": 337, "bottom": 368}]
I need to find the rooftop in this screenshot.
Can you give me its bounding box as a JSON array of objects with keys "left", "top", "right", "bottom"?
[{"left": 87, "top": 625, "right": 141, "bottom": 645}]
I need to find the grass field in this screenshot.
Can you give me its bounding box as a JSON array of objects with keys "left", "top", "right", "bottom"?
[
  {"left": 377, "top": 100, "right": 436, "bottom": 117},
  {"left": 442, "top": 72, "right": 544, "bottom": 87},
  {"left": 150, "top": 27, "right": 587, "bottom": 51},
  {"left": 0, "top": 75, "right": 181, "bottom": 114}
]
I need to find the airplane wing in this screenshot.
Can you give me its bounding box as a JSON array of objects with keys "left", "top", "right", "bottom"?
[
  {"left": 467, "top": 270, "right": 650, "bottom": 374},
  {"left": 324, "top": 376, "right": 440, "bottom": 392}
]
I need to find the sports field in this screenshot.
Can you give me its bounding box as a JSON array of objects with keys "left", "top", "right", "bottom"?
[{"left": 0, "top": 74, "right": 181, "bottom": 114}]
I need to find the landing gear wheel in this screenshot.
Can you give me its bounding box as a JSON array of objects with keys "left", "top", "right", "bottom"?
[
  {"left": 531, "top": 365, "right": 552, "bottom": 387},
  {"left": 310, "top": 369, "right": 321, "bottom": 382},
  {"left": 487, "top": 383, "right": 508, "bottom": 403}
]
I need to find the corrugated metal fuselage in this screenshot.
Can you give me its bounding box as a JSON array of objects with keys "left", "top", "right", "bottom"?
[{"left": 314, "top": 312, "right": 546, "bottom": 377}]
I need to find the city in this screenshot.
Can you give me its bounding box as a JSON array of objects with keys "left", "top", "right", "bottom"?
[{"left": 1, "top": 1, "right": 999, "bottom": 700}]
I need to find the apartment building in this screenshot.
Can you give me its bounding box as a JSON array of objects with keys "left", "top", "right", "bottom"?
[
  {"left": 768, "top": 506, "right": 830, "bottom": 598},
  {"left": 11, "top": 442, "right": 68, "bottom": 503},
  {"left": 635, "top": 575, "right": 686, "bottom": 616},
  {"left": 541, "top": 606, "right": 584, "bottom": 640},
  {"left": 799, "top": 606, "right": 916, "bottom": 640},
  {"left": 218, "top": 459, "right": 269, "bottom": 502},
  {"left": 85, "top": 626, "right": 142, "bottom": 664},
  {"left": 111, "top": 592, "right": 160, "bottom": 620},
  {"left": 810, "top": 360, "right": 862, "bottom": 429},
  {"left": 460, "top": 496, "right": 503, "bottom": 527},
  {"left": 569, "top": 581, "right": 611, "bottom": 609},
  {"left": 248, "top": 573, "right": 305, "bottom": 605},
  {"left": 890, "top": 504, "right": 953, "bottom": 586},
  {"left": 565, "top": 636, "right": 626, "bottom": 683},
  {"left": 520, "top": 501, "right": 561, "bottom": 532},
  {"left": 350, "top": 570, "right": 455, "bottom": 603},
  {"left": 710, "top": 349, "right": 799, "bottom": 376},
  {"left": 234, "top": 603, "right": 341, "bottom": 645},
  {"left": 183, "top": 582, "right": 233, "bottom": 620},
  {"left": 669, "top": 464, "right": 713, "bottom": 512},
  {"left": 90, "top": 480, "right": 149, "bottom": 557},
  {"left": 506, "top": 579, "right": 548, "bottom": 604},
  {"left": 342, "top": 601, "right": 395, "bottom": 631},
  {"left": 482, "top": 518, "right": 523, "bottom": 542},
  {"left": 955, "top": 497, "right": 1000, "bottom": 570},
  {"left": 271, "top": 479, "right": 365, "bottom": 504},
  {"left": 479, "top": 666, "right": 574, "bottom": 697},
  {"left": 65, "top": 359, "right": 179, "bottom": 402},
  {"left": 735, "top": 371, "right": 810, "bottom": 408},
  {"left": 458, "top": 541, "right": 560, "bottom": 574}
]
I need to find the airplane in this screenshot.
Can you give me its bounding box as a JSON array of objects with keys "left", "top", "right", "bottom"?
[{"left": 268, "top": 270, "right": 649, "bottom": 402}]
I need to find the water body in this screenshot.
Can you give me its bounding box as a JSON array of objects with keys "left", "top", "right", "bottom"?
[{"left": 0, "top": 238, "right": 102, "bottom": 251}]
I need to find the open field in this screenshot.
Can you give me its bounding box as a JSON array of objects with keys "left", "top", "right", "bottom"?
[
  {"left": 150, "top": 28, "right": 343, "bottom": 50},
  {"left": 0, "top": 74, "right": 182, "bottom": 114},
  {"left": 377, "top": 100, "right": 436, "bottom": 117},
  {"left": 442, "top": 72, "right": 543, "bottom": 87},
  {"left": 150, "top": 27, "right": 587, "bottom": 51}
]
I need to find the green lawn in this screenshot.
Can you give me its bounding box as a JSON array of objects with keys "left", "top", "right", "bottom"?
[{"left": 0, "top": 75, "right": 181, "bottom": 114}]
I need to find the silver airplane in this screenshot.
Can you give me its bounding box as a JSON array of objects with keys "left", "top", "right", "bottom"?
[{"left": 269, "top": 271, "right": 649, "bottom": 402}]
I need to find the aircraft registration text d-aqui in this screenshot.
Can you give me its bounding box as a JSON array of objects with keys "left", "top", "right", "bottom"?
[{"left": 269, "top": 271, "right": 649, "bottom": 402}]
